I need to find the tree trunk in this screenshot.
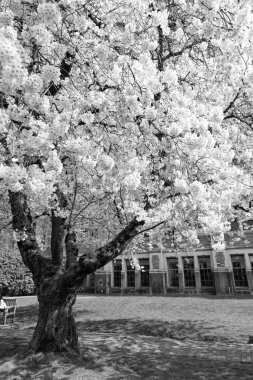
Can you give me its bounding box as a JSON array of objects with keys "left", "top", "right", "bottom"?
[
  {"left": 29, "top": 291, "right": 79, "bottom": 353},
  {"left": 9, "top": 189, "right": 145, "bottom": 354}
]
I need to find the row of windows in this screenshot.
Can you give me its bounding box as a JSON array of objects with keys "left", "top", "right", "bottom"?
[
  {"left": 113, "top": 254, "right": 251, "bottom": 289},
  {"left": 114, "top": 259, "right": 150, "bottom": 288},
  {"left": 114, "top": 257, "right": 214, "bottom": 289},
  {"left": 167, "top": 257, "right": 214, "bottom": 288},
  {"left": 168, "top": 255, "right": 250, "bottom": 288}
]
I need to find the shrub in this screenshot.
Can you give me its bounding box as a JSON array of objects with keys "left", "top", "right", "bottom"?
[{"left": 0, "top": 253, "right": 35, "bottom": 296}]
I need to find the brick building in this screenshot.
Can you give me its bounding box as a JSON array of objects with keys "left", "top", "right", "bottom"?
[{"left": 82, "top": 222, "right": 253, "bottom": 296}]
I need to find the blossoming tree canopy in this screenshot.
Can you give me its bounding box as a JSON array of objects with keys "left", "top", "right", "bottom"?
[{"left": 0, "top": 0, "right": 253, "bottom": 352}]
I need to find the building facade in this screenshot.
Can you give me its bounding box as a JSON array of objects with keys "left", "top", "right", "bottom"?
[{"left": 81, "top": 227, "right": 253, "bottom": 296}]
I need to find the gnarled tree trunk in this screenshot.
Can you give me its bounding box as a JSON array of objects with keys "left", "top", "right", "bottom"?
[
  {"left": 8, "top": 191, "right": 80, "bottom": 354},
  {"left": 9, "top": 190, "right": 145, "bottom": 354},
  {"left": 29, "top": 290, "right": 79, "bottom": 353}
]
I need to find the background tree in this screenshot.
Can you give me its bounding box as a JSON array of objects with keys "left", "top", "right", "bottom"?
[{"left": 0, "top": 0, "right": 253, "bottom": 354}]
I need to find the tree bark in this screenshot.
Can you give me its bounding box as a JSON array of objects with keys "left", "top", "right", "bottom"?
[
  {"left": 51, "top": 211, "right": 66, "bottom": 266},
  {"left": 8, "top": 190, "right": 80, "bottom": 354},
  {"left": 8, "top": 189, "right": 146, "bottom": 354},
  {"left": 8, "top": 190, "right": 51, "bottom": 282},
  {"left": 51, "top": 188, "right": 68, "bottom": 266},
  {"left": 29, "top": 288, "right": 79, "bottom": 353},
  {"left": 65, "top": 231, "right": 78, "bottom": 268}
]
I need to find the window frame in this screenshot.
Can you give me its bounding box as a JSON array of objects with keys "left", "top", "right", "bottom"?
[
  {"left": 231, "top": 255, "right": 249, "bottom": 288},
  {"left": 183, "top": 257, "right": 196, "bottom": 288},
  {"left": 198, "top": 256, "right": 214, "bottom": 288},
  {"left": 126, "top": 260, "right": 135, "bottom": 288},
  {"left": 113, "top": 259, "right": 122, "bottom": 288},
  {"left": 167, "top": 258, "right": 179, "bottom": 288}
]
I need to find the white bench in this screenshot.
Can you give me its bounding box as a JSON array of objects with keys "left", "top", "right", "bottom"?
[{"left": 0, "top": 297, "right": 17, "bottom": 325}]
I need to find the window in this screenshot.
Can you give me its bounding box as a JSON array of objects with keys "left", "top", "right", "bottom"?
[
  {"left": 183, "top": 257, "right": 196, "bottom": 287},
  {"left": 167, "top": 258, "right": 179, "bottom": 287},
  {"left": 139, "top": 258, "right": 150, "bottom": 287},
  {"left": 113, "top": 260, "right": 122, "bottom": 287},
  {"left": 199, "top": 257, "right": 214, "bottom": 287},
  {"left": 126, "top": 260, "right": 135, "bottom": 287},
  {"left": 231, "top": 255, "right": 248, "bottom": 287}
]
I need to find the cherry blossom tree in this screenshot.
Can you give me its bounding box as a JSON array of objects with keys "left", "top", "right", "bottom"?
[{"left": 0, "top": 0, "right": 253, "bottom": 354}]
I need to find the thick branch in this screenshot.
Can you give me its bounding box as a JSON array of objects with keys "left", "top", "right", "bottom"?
[
  {"left": 51, "top": 188, "right": 68, "bottom": 266},
  {"left": 135, "top": 220, "right": 166, "bottom": 236},
  {"left": 65, "top": 231, "right": 78, "bottom": 269},
  {"left": 8, "top": 191, "right": 50, "bottom": 275},
  {"left": 62, "top": 218, "right": 144, "bottom": 287},
  {"left": 51, "top": 212, "right": 66, "bottom": 266},
  {"left": 157, "top": 25, "right": 164, "bottom": 71}
]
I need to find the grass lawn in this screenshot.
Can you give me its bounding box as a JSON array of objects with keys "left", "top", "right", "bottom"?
[
  {"left": 74, "top": 295, "right": 253, "bottom": 343},
  {"left": 1, "top": 295, "right": 253, "bottom": 379}
]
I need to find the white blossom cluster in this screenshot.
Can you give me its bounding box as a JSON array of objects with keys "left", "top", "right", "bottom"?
[{"left": 0, "top": 0, "right": 252, "bottom": 254}]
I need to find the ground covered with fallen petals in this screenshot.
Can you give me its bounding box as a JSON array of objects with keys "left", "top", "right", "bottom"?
[{"left": 0, "top": 295, "right": 253, "bottom": 379}]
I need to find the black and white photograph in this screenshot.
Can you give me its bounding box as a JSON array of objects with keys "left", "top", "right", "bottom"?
[{"left": 0, "top": 0, "right": 253, "bottom": 378}]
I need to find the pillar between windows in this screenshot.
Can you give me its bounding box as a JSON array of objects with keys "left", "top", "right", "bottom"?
[
  {"left": 193, "top": 255, "right": 199, "bottom": 270},
  {"left": 178, "top": 256, "right": 184, "bottom": 292},
  {"left": 244, "top": 253, "right": 253, "bottom": 293},
  {"left": 105, "top": 261, "right": 113, "bottom": 288},
  {"left": 244, "top": 253, "right": 251, "bottom": 269},
  {"left": 224, "top": 250, "right": 233, "bottom": 270},
  {"left": 135, "top": 268, "right": 140, "bottom": 291},
  {"left": 162, "top": 271, "right": 167, "bottom": 295},
  {"left": 105, "top": 273, "right": 111, "bottom": 295},
  {"left": 194, "top": 255, "right": 201, "bottom": 294},
  {"left": 212, "top": 250, "right": 226, "bottom": 269},
  {"left": 212, "top": 251, "right": 234, "bottom": 295},
  {"left": 149, "top": 271, "right": 165, "bottom": 294},
  {"left": 246, "top": 270, "right": 253, "bottom": 293},
  {"left": 120, "top": 272, "right": 125, "bottom": 294}
]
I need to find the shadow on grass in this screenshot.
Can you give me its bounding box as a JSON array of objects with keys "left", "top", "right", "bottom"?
[
  {"left": 104, "top": 355, "right": 253, "bottom": 380},
  {"left": 0, "top": 326, "right": 32, "bottom": 361},
  {"left": 76, "top": 318, "right": 232, "bottom": 343},
  {"left": 0, "top": 304, "right": 95, "bottom": 362},
  {"left": 0, "top": 324, "right": 103, "bottom": 379},
  {"left": 1, "top": 329, "right": 252, "bottom": 380},
  {"left": 0, "top": 300, "right": 246, "bottom": 379},
  {"left": 0, "top": 318, "right": 210, "bottom": 362},
  {"left": 0, "top": 319, "right": 252, "bottom": 379}
]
